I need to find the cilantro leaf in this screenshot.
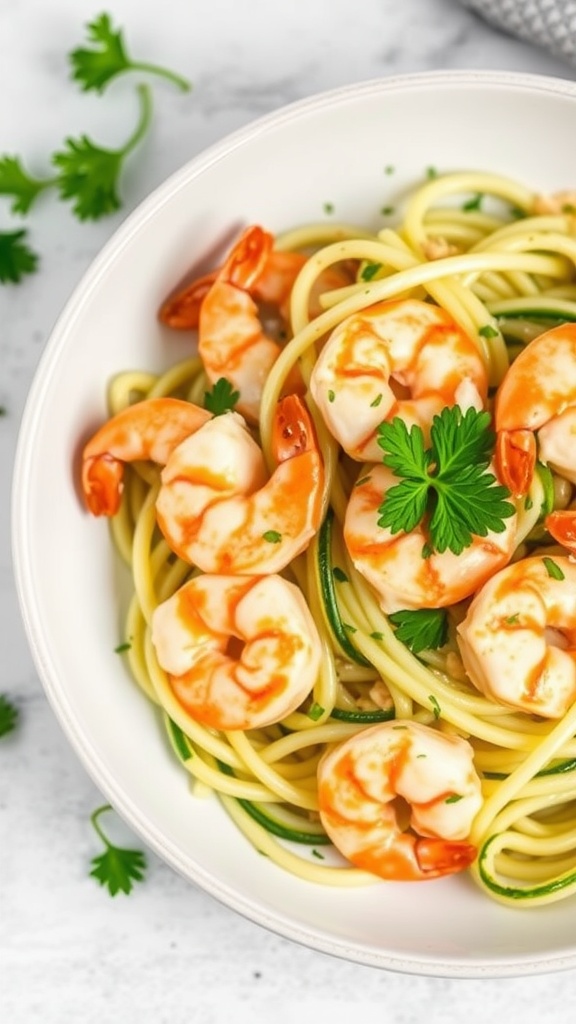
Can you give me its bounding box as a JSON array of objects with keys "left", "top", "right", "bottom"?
[
  {"left": 52, "top": 84, "right": 152, "bottom": 220},
  {"left": 89, "top": 805, "right": 147, "bottom": 896},
  {"left": 0, "top": 230, "right": 39, "bottom": 284},
  {"left": 70, "top": 12, "right": 191, "bottom": 94},
  {"left": 0, "top": 156, "right": 55, "bottom": 215},
  {"left": 203, "top": 377, "right": 240, "bottom": 416},
  {"left": 388, "top": 608, "right": 448, "bottom": 654},
  {"left": 377, "top": 406, "right": 515, "bottom": 556},
  {"left": 0, "top": 694, "right": 19, "bottom": 738}
]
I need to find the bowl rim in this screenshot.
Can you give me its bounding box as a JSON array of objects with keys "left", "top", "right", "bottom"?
[{"left": 12, "top": 68, "right": 576, "bottom": 979}]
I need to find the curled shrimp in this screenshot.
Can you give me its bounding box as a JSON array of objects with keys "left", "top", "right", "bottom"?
[
  {"left": 151, "top": 573, "right": 322, "bottom": 730},
  {"left": 156, "top": 393, "right": 324, "bottom": 574},
  {"left": 317, "top": 721, "right": 482, "bottom": 881},
  {"left": 310, "top": 297, "right": 488, "bottom": 461},
  {"left": 495, "top": 322, "right": 576, "bottom": 499},
  {"left": 343, "top": 464, "right": 518, "bottom": 613},
  {"left": 81, "top": 397, "right": 212, "bottom": 516},
  {"left": 457, "top": 555, "right": 576, "bottom": 719},
  {"left": 161, "top": 225, "right": 352, "bottom": 422}
]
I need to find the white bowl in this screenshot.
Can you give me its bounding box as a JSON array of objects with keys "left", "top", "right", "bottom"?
[{"left": 13, "top": 70, "right": 576, "bottom": 978}]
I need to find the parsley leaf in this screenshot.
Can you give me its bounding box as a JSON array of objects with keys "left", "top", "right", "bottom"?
[
  {"left": 52, "top": 83, "right": 153, "bottom": 220},
  {"left": 360, "top": 262, "right": 382, "bottom": 282},
  {"left": 388, "top": 608, "right": 448, "bottom": 654},
  {"left": 307, "top": 702, "right": 325, "bottom": 721},
  {"left": 203, "top": 377, "right": 240, "bottom": 415},
  {"left": 0, "top": 230, "right": 39, "bottom": 284},
  {"left": 0, "top": 694, "right": 19, "bottom": 738},
  {"left": 462, "top": 193, "right": 483, "bottom": 212},
  {"left": 70, "top": 12, "right": 191, "bottom": 94},
  {"left": 89, "top": 805, "right": 147, "bottom": 896},
  {"left": 0, "top": 156, "right": 55, "bottom": 215},
  {"left": 377, "top": 406, "right": 515, "bottom": 555},
  {"left": 543, "top": 557, "right": 565, "bottom": 581}
]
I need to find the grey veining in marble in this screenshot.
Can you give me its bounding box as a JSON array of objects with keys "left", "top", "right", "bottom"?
[{"left": 3, "top": 1, "right": 576, "bottom": 1020}]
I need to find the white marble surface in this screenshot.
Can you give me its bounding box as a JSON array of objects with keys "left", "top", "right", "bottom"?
[{"left": 4, "top": 0, "right": 576, "bottom": 1019}]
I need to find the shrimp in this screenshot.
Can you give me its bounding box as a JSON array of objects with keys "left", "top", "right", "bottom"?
[
  {"left": 310, "top": 297, "right": 488, "bottom": 461},
  {"left": 151, "top": 573, "right": 322, "bottom": 730},
  {"left": 81, "top": 397, "right": 212, "bottom": 516},
  {"left": 317, "top": 721, "right": 482, "bottom": 881},
  {"left": 158, "top": 226, "right": 352, "bottom": 333},
  {"left": 457, "top": 556, "right": 576, "bottom": 719},
  {"left": 495, "top": 322, "right": 576, "bottom": 498},
  {"left": 343, "top": 464, "right": 518, "bottom": 613},
  {"left": 155, "top": 393, "right": 324, "bottom": 574},
  {"left": 163, "top": 225, "right": 352, "bottom": 422}
]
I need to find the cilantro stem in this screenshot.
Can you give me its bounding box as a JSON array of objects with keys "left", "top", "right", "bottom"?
[{"left": 126, "top": 60, "right": 191, "bottom": 93}]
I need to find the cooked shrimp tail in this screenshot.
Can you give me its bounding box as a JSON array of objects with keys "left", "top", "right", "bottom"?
[
  {"left": 158, "top": 270, "right": 217, "bottom": 330},
  {"left": 82, "top": 397, "right": 211, "bottom": 516},
  {"left": 495, "top": 428, "right": 537, "bottom": 498},
  {"left": 495, "top": 322, "right": 576, "bottom": 497},
  {"left": 545, "top": 510, "right": 576, "bottom": 554},
  {"left": 156, "top": 394, "right": 324, "bottom": 574}
]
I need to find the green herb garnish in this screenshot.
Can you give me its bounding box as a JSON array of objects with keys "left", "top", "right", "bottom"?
[
  {"left": 203, "top": 377, "right": 240, "bottom": 416},
  {"left": 388, "top": 608, "right": 448, "bottom": 654},
  {"left": 332, "top": 567, "right": 349, "bottom": 583},
  {"left": 462, "top": 193, "right": 483, "bottom": 212},
  {"left": 70, "top": 12, "right": 191, "bottom": 93},
  {"left": 360, "top": 262, "right": 382, "bottom": 281},
  {"left": 377, "top": 406, "right": 515, "bottom": 556},
  {"left": 0, "top": 695, "right": 19, "bottom": 738},
  {"left": 429, "top": 695, "right": 442, "bottom": 719},
  {"left": 0, "top": 229, "right": 39, "bottom": 283},
  {"left": 263, "top": 530, "right": 282, "bottom": 544},
  {"left": 89, "top": 804, "right": 147, "bottom": 896},
  {"left": 543, "top": 557, "right": 565, "bottom": 581},
  {"left": 307, "top": 702, "right": 325, "bottom": 722},
  {"left": 478, "top": 324, "right": 499, "bottom": 339}
]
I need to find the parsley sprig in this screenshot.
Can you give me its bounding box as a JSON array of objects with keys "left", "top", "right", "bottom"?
[
  {"left": 0, "top": 230, "right": 39, "bottom": 283},
  {"left": 0, "top": 694, "right": 19, "bottom": 738},
  {"left": 203, "top": 377, "right": 240, "bottom": 416},
  {"left": 1, "top": 85, "right": 153, "bottom": 222},
  {"left": 70, "top": 12, "right": 191, "bottom": 94},
  {"left": 377, "top": 406, "right": 515, "bottom": 555},
  {"left": 54, "top": 83, "right": 153, "bottom": 220},
  {"left": 89, "top": 804, "right": 147, "bottom": 896},
  {"left": 388, "top": 608, "right": 448, "bottom": 654},
  {"left": 0, "top": 157, "right": 55, "bottom": 215},
  {"left": 0, "top": 12, "right": 192, "bottom": 284}
]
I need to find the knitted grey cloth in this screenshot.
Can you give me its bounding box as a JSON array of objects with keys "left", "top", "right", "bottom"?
[{"left": 460, "top": 0, "right": 576, "bottom": 66}]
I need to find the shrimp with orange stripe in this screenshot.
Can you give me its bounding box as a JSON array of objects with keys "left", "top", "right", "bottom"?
[
  {"left": 317, "top": 720, "right": 482, "bottom": 881},
  {"left": 151, "top": 573, "right": 322, "bottom": 731},
  {"left": 160, "top": 224, "right": 353, "bottom": 422},
  {"left": 310, "top": 297, "right": 488, "bottom": 461},
  {"left": 81, "top": 392, "right": 324, "bottom": 577}
]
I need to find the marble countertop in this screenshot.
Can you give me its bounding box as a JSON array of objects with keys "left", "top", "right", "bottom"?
[{"left": 4, "top": 0, "right": 576, "bottom": 1019}]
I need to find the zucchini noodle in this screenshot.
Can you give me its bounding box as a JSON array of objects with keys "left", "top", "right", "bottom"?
[{"left": 93, "top": 170, "right": 576, "bottom": 904}]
